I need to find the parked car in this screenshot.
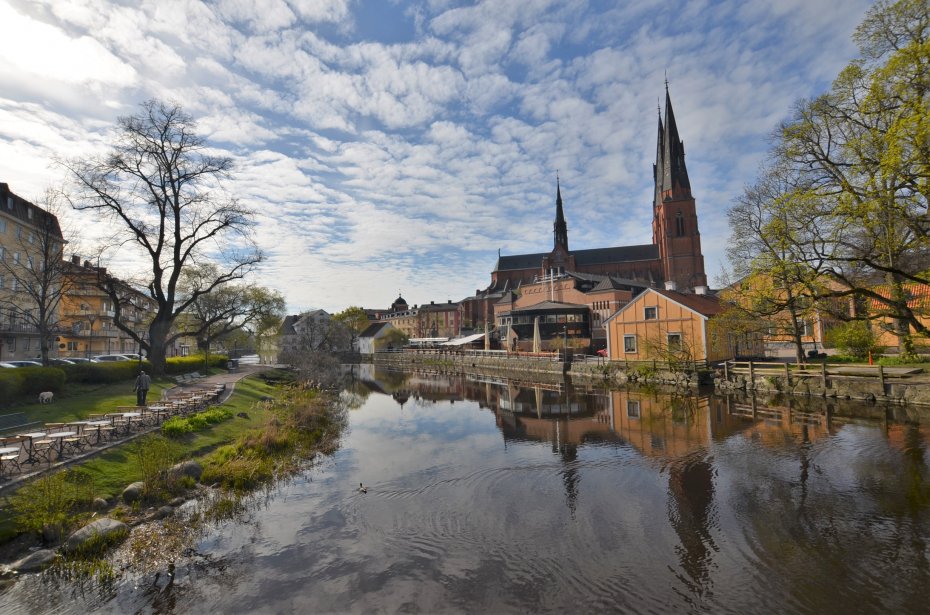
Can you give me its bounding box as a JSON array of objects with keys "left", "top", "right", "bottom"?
[
  {"left": 3, "top": 360, "right": 43, "bottom": 367},
  {"left": 0, "top": 362, "right": 16, "bottom": 368},
  {"left": 120, "top": 353, "right": 142, "bottom": 361},
  {"left": 66, "top": 357, "right": 97, "bottom": 363},
  {"left": 93, "top": 354, "right": 132, "bottom": 362}
]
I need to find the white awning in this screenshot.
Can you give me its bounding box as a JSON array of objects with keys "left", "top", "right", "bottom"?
[{"left": 440, "top": 333, "right": 486, "bottom": 346}]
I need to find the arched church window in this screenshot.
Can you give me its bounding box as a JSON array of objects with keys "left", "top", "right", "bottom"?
[{"left": 675, "top": 211, "right": 685, "bottom": 237}]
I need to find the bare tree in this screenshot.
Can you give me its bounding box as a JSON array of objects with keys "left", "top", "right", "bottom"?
[
  {"left": 0, "top": 190, "right": 73, "bottom": 365},
  {"left": 60, "top": 100, "right": 262, "bottom": 374},
  {"left": 179, "top": 263, "right": 285, "bottom": 370}
]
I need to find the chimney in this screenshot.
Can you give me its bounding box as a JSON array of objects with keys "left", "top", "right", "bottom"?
[
  {"left": 431, "top": 300, "right": 435, "bottom": 305},
  {"left": 83, "top": 260, "right": 91, "bottom": 268},
  {"left": 71, "top": 255, "right": 80, "bottom": 265},
  {"left": 694, "top": 285, "right": 708, "bottom": 295},
  {"left": 664, "top": 280, "right": 678, "bottom": 291}
]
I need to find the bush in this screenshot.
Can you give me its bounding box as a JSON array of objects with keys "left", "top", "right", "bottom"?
[
  {"left": 825, "top": 321, "right": 881, "bottom": 359},
  {"left": 0, "top": 370, "right": 24, "bottom": 400},
  {"left": 165, "top": 354, "right": 228, "bottom": 374},
  {"left": 16, "top": 367, "right": 67, "bottom": 395},
  {"left": 62, "top": 360, "right": 152, "bottom": 384},
  {"left": 10, "top": 472, "right": 75, "bottom": 537},
  {"left": 161, "top": 417, "right": 193, "bottom": 438}
]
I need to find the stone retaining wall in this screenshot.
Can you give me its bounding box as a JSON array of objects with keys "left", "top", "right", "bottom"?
[{"left": 716, "top": 372, "right": 930, "bottom": 406}]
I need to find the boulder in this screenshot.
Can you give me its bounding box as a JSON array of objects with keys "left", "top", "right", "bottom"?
[
  {"left": 61, "top": 518, "right": 128, "bottom": 555},
  {"left": 11, "top": 549, "right": 57, "bottom": 573},
  {"left": 92, "top": 497, "right": 109, "bottom": 511},
  {"left": 169, "top": 460, "right": 203, "bottom": 481},
  {"left": 122, "top": 481, "right": 145, "bottom": 504}
]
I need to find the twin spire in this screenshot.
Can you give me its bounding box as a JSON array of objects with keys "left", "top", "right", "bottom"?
[{"left": 553, "top": 85, "right": 691, "bottom": 251}]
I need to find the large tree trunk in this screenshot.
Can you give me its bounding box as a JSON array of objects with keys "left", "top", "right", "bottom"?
[{"left": 147, "top": 318, "right": 173, "bottom": 376}]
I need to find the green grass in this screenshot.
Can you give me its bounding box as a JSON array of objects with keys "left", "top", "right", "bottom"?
[
  {"left": 7, "top": 379, "right": 174, "bottom": 426},
  {"left": 71, "top": 375, "right": 278, "bottom": 498},
  {"left": 0, "top": 372, "right": 284, "bottom": 544}
]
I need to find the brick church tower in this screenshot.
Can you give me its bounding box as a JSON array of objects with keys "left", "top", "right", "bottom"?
[{"left": 652, "top": 87, "right": 707, "bottom": 290}]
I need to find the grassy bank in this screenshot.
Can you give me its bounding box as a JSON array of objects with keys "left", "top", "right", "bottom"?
[
  {"left": 0, "top": 366, "right": 343, "bottom": 566},
  {"left": 0, "top": 371, "right": 292, "bottom": 547}
]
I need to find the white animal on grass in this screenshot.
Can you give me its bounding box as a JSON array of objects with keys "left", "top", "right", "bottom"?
[{"left": 38, "top": 391, "right": 54, "bottom": 404}]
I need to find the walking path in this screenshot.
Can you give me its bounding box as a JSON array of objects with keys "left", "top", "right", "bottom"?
[{"left": 0, "top": 364, "right": 273, "bottom": 494}]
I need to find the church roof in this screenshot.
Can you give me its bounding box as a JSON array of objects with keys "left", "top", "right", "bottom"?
[{"left": 494, "top": 244, "right": 658, "bottom": 273}]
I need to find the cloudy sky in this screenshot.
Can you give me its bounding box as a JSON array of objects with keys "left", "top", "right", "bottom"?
[{"left": 0, "top": 0, "right": 874, "bottom": 313}]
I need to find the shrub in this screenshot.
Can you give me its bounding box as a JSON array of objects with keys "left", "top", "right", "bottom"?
[
  {"left": 161, "top": 417, "right": 193, "bottom": 438},
  {"left": 165, "top": 354, "right": 228, "bottom": 374},
  {"left": 17, "top": 367, "right": 67, "bottom": 395},
  {"left": 10, "top": 472, "right": 75, "bottom": 537},
  {"left": 61, "top": 360, "right": 152, "bottom": 384},
  {"left": 134, "top": 436, "right": 177, "bottom": 500},
  {"left": 825, "top": 321, "right": 881, "bottom": 359},
  {"left": 0, "top": 370, "right": 24, "bottom": 400}
]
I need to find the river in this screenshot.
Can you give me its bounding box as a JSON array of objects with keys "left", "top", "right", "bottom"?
[{"left": 2, "top": 365, "right": 929, "bottom": 613}]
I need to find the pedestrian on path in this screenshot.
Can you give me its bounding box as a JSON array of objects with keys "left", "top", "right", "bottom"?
[{"left": 134, "top": 370, "right": 152, "bottom": 406}]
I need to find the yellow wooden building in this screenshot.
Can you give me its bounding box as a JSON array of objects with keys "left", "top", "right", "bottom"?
[{"left": 603, "top": 287, "right": 762, "bottom": 362}]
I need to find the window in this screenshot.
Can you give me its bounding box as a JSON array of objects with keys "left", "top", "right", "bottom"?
[
  {"left": 5, "top": 338, "right": 14, "bottom": 351},
  {"left": 644, "top": 306, "right": 657, "bottom": 320},
  {"left": 27, "top": 256, "right": 34, "bottom": 270},
  {"left": 623, "top": 335, "right": 637, "bottom": 353},
  {"left": 667, "top": 333, "right": 682, "bottom": 351},
  {"left": 0, "top": 219, "right": 6, "bottom": 232},
  {"left": 6, "top": 196, "right": 12, "bottom": 209},
  {"left": 27, "top": 207, "right": 33, "bottom": 220},
  {"left": 627, "top": 400, "right": 640, "bottom": 418},
  {"left": 13, "top": 252, "right": 20, "bottom": 264},
  {"left": 28, "top": 231, "right": 35, "bottom": 244},
  {"left": 23, "top": 338, "right": 30, "bottom": 350},
  {"left": 11, "top": 279, "right": 18, "bottom": 291},
  {"left": 67, "top": 341, "right": 78, "bottom": 351},
  {"left": 676, "top": 211, "right": 685, "bottom": 236},
  {"left": 0, "top": 276, "right": 3, "bottom": 289}
]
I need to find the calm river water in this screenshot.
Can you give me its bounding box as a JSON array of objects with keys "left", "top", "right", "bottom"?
[{"left": 3, "top": 365, "right": 930, "bottom": 614}]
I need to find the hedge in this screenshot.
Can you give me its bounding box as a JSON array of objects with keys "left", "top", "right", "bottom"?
[
  {"left": 61, "top": 361, "right": 153, "bottom": 384},
  {"left": 14, "top": 367, "right": 67, "bottom": 395},
  {"left": 164, "top": 354, "right": 228, "bottom": 374},
  {"left": 0, "top": 370, "right": 25, "bottom": 400}
]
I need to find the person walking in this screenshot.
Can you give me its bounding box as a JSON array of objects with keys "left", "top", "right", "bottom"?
[{"left": 134, "top": 370, "right": 152, "bottom": 406}]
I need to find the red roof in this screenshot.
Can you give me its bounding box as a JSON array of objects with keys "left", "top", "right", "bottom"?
[{"left": 653, "top": 288, "right": 724, "bottom": 317}]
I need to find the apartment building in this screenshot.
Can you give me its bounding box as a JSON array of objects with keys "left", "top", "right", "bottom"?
[{"left": 0, "top": 183, "right": 66, "bottom": 361}]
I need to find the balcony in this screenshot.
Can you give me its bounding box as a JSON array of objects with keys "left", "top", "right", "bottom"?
[{"left": 0, "top": 323, "right": 41, "bottom": 334}]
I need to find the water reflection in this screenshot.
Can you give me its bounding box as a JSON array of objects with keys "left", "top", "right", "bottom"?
[{"left": 3, "top": 365, "right": 930, "bottom": 614}]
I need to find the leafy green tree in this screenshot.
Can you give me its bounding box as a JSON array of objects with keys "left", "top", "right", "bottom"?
[
  {"left": 777, "top": 0, "right": 930, "bottom": 356},
  {"left": 825, "top": 320, "right": 881, "bottom": 359}
]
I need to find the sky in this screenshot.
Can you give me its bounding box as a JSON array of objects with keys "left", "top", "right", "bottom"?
[{"left": 0, "top": 0, "right": 876, "bottom": 314}]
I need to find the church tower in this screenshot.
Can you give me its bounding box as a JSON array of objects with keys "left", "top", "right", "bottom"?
[
  {"left": 652, "top": 86, "right": 707, "bottom": 290},
  {"left": 554, "top": 177, "right": 568, "bottom": 251}
]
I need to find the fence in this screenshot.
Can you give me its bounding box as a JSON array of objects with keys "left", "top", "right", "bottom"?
[{"left": 722, "top": 360, "right": 922, "bottom": 388}]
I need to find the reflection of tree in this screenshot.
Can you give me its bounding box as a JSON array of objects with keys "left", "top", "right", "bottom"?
[
  {"left": 559, "top": 443, "right": 580, "bottom": 518},
  {"left": 667, "top": 454, "right": 717, "bottom": 600}
]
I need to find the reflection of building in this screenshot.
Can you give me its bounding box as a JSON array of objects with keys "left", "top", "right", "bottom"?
[{"left": 462, "top": 88, "right": 707, "bottom": 331}]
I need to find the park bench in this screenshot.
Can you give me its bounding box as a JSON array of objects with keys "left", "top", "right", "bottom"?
[{"left": 0, "top": 412, "right": 41, "bottom": 436}]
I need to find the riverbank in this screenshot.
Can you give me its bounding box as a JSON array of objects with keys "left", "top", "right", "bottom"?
[
  {"left": 0, "top": 368, "right": 345, "bottom": 575},
  {"left": 373, "top": 351, "right": 930, "bottom": 406}
]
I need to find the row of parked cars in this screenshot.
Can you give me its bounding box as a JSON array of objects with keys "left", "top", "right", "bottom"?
[{"left": 0, "top": 354, "right": 142, "bottom": 368}]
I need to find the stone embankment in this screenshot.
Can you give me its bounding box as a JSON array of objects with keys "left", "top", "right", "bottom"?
[
  {"left": 716, "top": 371, "right": 930, "bottom": 406},
  {"left": 374, "top": 352, "right": 930, "bottom": 406}
]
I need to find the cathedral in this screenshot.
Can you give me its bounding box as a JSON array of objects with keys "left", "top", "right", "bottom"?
[
  {"left": 462, "top": 88, "right": 708, "bottom": 329},
  {"left": 491, "top": 87, "right": 706, "bottom": 291}
]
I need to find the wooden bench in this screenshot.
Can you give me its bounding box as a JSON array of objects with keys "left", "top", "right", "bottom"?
[{"left": 0, "top": 413, "right": 41, "bottom": 436}]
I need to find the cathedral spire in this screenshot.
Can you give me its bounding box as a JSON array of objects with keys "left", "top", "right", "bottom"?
[
  {"left": 554, "top": 175, "right": 568, "bottom": 251},
  {"left": 659, "top": 86, "right": 691, "bottom": 199}
]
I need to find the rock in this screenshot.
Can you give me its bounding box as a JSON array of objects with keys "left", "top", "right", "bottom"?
[
  {"left": 236, "top": 412, "right": 250, "bottom": 419},
  {"left": 61, "top": 518, "right": 129, "bottom": 555},
  {"left": 169, "top": 460, "right": 203, "bottom": 481},
  {"left": 122, "top": 481, "right": 145, "bottom": 504},
  {"left": 92, "top": 497, "right": 109, "bottom": 511},
  {"left": 169, "top": 497, "right": 186, "bottom": 507},
  {"left": 41, "top": 524, "right": 62, "bottom": 544},
  {"left": 155, "top": 506, "right": 174, "bottom": 519},
  {"left": 11, "top": 549, "right": 57, "bottom": 573}
]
